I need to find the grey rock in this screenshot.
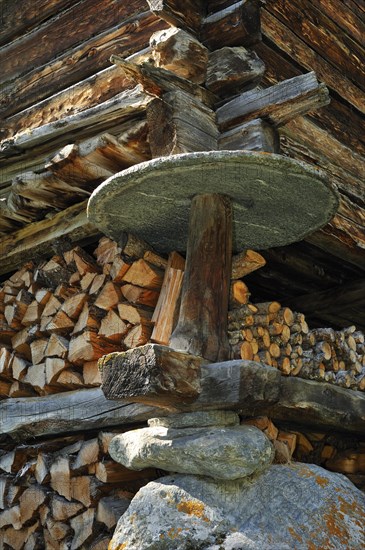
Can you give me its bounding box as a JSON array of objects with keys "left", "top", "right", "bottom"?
[
  {"left": 148, "top": 410, "right": 240, "bottom": 429},
  {"left": 87, "top": 151, "right": 338, "bottom": 253},
  {"left": 109, "top": 425, "right": 273, "bottom": 480},
  {"left": 109, "top": 463, "right": 365, "bottom": 550}
]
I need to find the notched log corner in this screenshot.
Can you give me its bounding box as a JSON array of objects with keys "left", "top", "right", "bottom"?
[{"left": 99, "top": 344, "right": 205, "bottom": 408}]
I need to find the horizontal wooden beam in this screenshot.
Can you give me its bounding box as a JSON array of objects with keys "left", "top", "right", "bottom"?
[
  {"left": 0, "top": 388, "right": 157, "bottom": 441},
  {"left": 2, "top": 361, "right": 365, "bottom": 440},
  {"left": 0, "top": 86, "right": 154, "bottom": 159},
  {"left": 0, "top": 201, "right": 98, "bottom": 276},
  {"left": 216, "top": 72, "right": 330, "bottom": 131}
]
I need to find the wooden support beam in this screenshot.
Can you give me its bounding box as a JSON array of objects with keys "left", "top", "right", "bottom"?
[
  {"left": 146, "top": 0, "right": 205, "bottom": 34},
  {"left": 99, "top": 344, "right": 204, "bottom": 407},
  {"left": 111, "top": 56, "right": 216, "bottom": 107},
  {"left": 146, "top": 91, "right": 218, "bottom": 157},
  {"left": 219, "top": 118, "right": 280, "bottom": 153},
  {"left": 169, "top": 194, "right": 232, "bottom": 362},
  {"left": 217, "top": 72, "right": 330, "bottom": 131},
  {"left": 2, "top": 362, "right": 365, "bottom": 440},
  {"left": 201, "top": 0, "right": 262, "bottom": 49}
]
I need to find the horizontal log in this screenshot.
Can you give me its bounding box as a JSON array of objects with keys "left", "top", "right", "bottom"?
[
  {"left": 260, "top": 9, "right": 364, "bottom": 115},
  {"left": 263, "top": 0, "right": 365, "bottom": 96},
  {"left": 0, "top": 85, "right": 154, "bottom": 158},
  {"left": 0, "top": 12, "right": 164, "bottom": 120},
  {"left": 0, "top": 201, "right": 99, "bottom": 277},
  {"left": 0, "top": 0, "right": 74, "bottom": 46},
  {"left": 217, "top": 72, "right": 330, "bottom": 131},
  {"left": 2, "top": 361, "right": 365, "bottom": 439},
  {"left": 112, "top": 56, "right": 216, "bottom": 107},
  {"left": 0, "top": 0, "right": 142, "bottom": 84},
  {"left": 0, "top": 388, "right": 157, "bottom": 441}
]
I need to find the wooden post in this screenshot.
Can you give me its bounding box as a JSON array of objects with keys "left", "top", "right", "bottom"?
[{"left": 169, "top": 194, "right": 232, "bottom": 361}]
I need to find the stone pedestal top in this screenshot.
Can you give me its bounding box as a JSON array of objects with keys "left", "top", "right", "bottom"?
[{"left": 87, "top": 151, "right": 338, "bottom": 252}]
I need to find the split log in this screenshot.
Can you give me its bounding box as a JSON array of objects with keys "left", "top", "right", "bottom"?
[
  {"left": 98, "top": 311, "right": 129, "bottom": 343},
  {"left": 216, "top": 72, "right": 330, "bottom": 131},
  {"left": 94, "top": 282, "right": 122, "bottom": 311},
  {"left": 96, "top": 496, "right": 130, "bottom": 529},
  {"left": 122, "top": 259, "right": 164, "bottom": 290},
  {"left": 70, "top": 509, "right": 94, "bottom": 549},
  {"left": 123, "top": 324, "right": 153, "bottom": 349},
  {"left": 121, "top": 284, "right": 160, "bottom": 308},
  {"left": 68, "top": 331, "right": 120, "bottom": 365},
  {"left": 83, "top": 362, "right": 102, "bottom": 386},
  {"left": 151, "top": 251, "right": 185, "bottom": 345},
  {"left": 118, "top": 304, "right": 153, "bottom": 325},
  {"left": 150, "top": 27, "right": 208, "bottom": 84}
]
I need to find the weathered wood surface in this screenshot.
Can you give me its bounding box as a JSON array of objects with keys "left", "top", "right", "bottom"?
[
  {"left": 0, "top": 388, "right": 157, "bottom": 441},
  {"left": 100, "top": 345, "right": 204, "bottom": 407},
  {"left": 146, "top": 0, "right": 204, "bottom": 34},
  {"left": 260, "top": 9, "right": 364, "bottom": 116},
  {"left": 217, "top": 72, "right": 330, "bottom": 131},
  {"left": 201, "top": 0, "right": 262, "bottom": 49},
  {"left": 147, "top": 91, "right": 218, "bottom": 157},
  {"left": 206, "top": 46, "right": 265, "bottom": 97},
  {"left": 170, "top": 195, "right": 232, "bottom": 362},
  {"left": 0, "top": 0, "right": 74, "bottom": 46},
  {"left": 0, "top": 201, "right": 98, "bottom": 277},
  {"left": 0, "top": 0, "right": 143, "bottom": 84},
  {"left": 150, "top": 27, "right": 208, "bottom": 84},
  {"left": 0, "top": 86, "right": 153, "bottom": 159},
  {"left": 263, "top": 0, "right": 365, "bottom": 96},
  {"left": 4, "top": 361, "right": 364, "bottom": 440},
  {"left": 0, "top": 12, "right": 164, "bottom": 120},
  {"left": 219, "top": 118, "right": 280, "bottom": 153}
]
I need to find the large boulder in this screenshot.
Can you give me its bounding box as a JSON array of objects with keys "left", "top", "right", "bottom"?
[
  {"left": 109, "top": 424, "right": 273, "bottom": 480},
  {"left": 109, "top": 463, "right": 365, "bottom": 549}
]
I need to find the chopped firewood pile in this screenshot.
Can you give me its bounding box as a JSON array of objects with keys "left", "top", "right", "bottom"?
[
  {"left": 0, "top": 429, "right": 159, "bottom": 549},
  {"left": 229, "top": 304, "right": 365, "bottom": 390},
  {"left": 0, "top": 235, "right": 364, "bottom": 398},
  {"left": 0, "top": 415, "right": 364, "bottom": 549},
  {"left": 242, "top": 416, "right": 365, "bottom": 493}
]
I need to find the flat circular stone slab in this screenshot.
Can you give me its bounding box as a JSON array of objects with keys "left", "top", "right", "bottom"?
[{"left": 87, "top": 151, "right": 338, "bottom": 252}]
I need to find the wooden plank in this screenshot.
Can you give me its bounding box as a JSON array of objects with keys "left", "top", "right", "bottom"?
[
  {"left": 0, "top": 201, "right": 98, "bottom": 277},
  {"left": 0, "top": 12, "right": 164, "bottom": 120},
  {"left": 0, "top": 0, "right": 74, "bottom": 46},
  {"left": 216, "top": 72, "right": 329, "bottom": 131},
  {"left": 2, "top": 362, "right": 365, "bottom": 439},
  {"left": 0, "top": 0, "right": 143, "bottom": 84}
]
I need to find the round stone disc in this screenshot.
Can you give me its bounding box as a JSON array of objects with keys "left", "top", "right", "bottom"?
[{"left": 87, "top": 151, "right": 338, "bottom": 252}]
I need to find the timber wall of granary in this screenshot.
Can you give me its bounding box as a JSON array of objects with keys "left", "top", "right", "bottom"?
[{"left": 0, "top": 0, "right": 364, "bottom": 547}]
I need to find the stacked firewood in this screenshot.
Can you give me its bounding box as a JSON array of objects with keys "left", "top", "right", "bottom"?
[
  {"left": 242, "top": 416, "right": 365, "bottom": 493},
  {"left": 0, "top": 236, "right": 165, "bottom": 398},
  {"left": 229, "top": 303, "right": 365, "bottom": 391},
  {"left": 0, "top": 429, "right": 159, "bottom": 549}
]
